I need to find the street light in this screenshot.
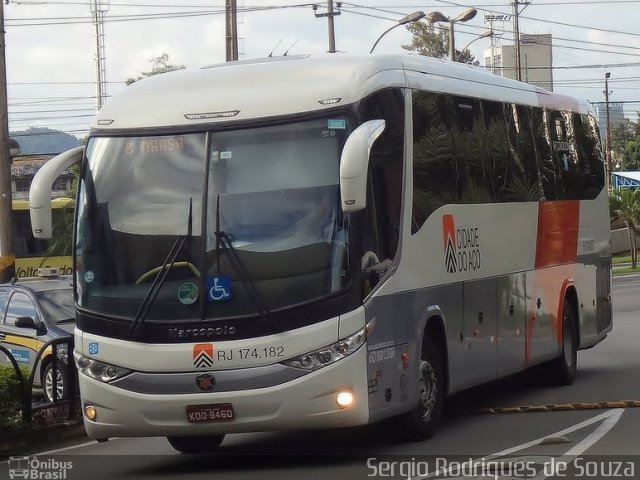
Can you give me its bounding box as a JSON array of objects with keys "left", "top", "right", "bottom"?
[
  {"left": 426, "top": 7, "right": 478, "bottom": 61},
  {"left": 369, "top": 11, "right": 426, "bottom": 53},
  {"left": 457, "top": 30, "right": 493, "bottom": 62}
]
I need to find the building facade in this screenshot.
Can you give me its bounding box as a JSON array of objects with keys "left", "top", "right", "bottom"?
[
  {"left": 484, "top": 33, "right": 553, "bottom": 91},
  {"left": 11, "top": 155, "right": 74, "bottom": 200},
  {"left": 593, "top": 102, "right": 627, "bottom": 143}
]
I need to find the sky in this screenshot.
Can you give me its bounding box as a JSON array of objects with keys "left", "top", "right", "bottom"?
[{"left": 4, "top": 0, "right": 640, "bottom": 143}]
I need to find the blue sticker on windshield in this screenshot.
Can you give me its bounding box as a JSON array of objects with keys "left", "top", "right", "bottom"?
[
  {"left": 207, "top": 276, "right": 232, "bottom": 302},
  {"left": 328, "top": 119, "right": 346, "bottom": 129}
]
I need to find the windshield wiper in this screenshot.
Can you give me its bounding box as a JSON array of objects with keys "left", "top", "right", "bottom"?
[
  {"left": 129, "top": 199, "right": 193, "bottom": 337},
  {"left": 214, "top": 194, "right": 271, "bottom": 320}
]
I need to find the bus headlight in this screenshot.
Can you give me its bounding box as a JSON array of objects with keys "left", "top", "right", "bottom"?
[
  {"left": 75, "top": 354, "right": 131, "bottom": 383},
  {"left": 282, "top": 328, "right": 366, "bottom": 371}
]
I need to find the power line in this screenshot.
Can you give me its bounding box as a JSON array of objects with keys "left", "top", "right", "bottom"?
[
  {"left": 431, "top": 0, "right": 640, "bottom": 38},
  {"left": 342, "top": 3, "right": 640, "bottom": 59},
  {"left": 5, "top": 4, "right": 315, "bottom": 26}
]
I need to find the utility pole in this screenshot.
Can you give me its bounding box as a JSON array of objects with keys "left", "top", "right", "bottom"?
[
  {"left": 0, "top": 2, "right": 15, "bottom": 282},
  {"left": 604, "top": 72, "right": 613, "bottom": 184},
  {"left": 314, "top": 2, "right": 341, "bottom": 53},
  {"left": 326, "top": 0, "right": 336, "bottom": 53},
  {"left": 91, "top": 0, "right": 109, "bottom": 110},
  {"left": 225, "top": 0, "right": 238, "bottom": 61},
  {"left": 512, "top": 0, "right": 522, "bottom": 81}
]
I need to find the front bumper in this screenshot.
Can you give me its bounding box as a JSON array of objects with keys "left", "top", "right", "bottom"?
[{"left": 80, "top": 345, "right": 369, "bottom": 439}]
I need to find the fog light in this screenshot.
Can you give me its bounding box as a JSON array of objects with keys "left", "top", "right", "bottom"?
[
  {"left": 84, "top": 405, "right": 97, "bottom": 421},
  {"left": 336, "top": 391, "right": 353, "bottom": 408}
]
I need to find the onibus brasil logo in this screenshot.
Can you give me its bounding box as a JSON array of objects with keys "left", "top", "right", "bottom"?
[
  {"left": 8, "top": 456, "right": 72, "bottom": 480},
  {"left": 442, "top": 214, "right": 482, "bottom": 274}
]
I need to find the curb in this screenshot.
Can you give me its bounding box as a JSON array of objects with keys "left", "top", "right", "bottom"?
[
  {"left": 0, "top": 421, "right": 87, "bottom": 458},
  {"left": 612, "top": 272, "right": 640, "bottom": 283}
]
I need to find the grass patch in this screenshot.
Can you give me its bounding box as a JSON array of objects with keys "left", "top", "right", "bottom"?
[
  {"left": 613, "top": 252, "right": 632, "bottom": 264},
  {"left": 612, "top": 266, "right": 640, "bottom": 275}
]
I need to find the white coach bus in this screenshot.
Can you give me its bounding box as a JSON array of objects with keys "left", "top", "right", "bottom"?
[{"left": 30, "top": 54, "right": 612, "bottom": 453}]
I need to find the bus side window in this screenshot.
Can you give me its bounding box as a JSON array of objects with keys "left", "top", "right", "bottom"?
[
  {"left": 358, "top": 88, "right": 405, "bottom": 291},
  {"left": 499, "top": 104, "right": 544, "bottom": 202},
  {"left": 532, "top": 107, "right": 562, "bottom": 200},
  {"left": 571, "top": 113, "right": 605, "bottom": 200},
  {"left": 411, "top": 91, "right": 454, "bottom": 233}
]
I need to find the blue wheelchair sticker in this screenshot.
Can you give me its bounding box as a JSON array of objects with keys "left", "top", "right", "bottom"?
[
  {"left": 207, "top": 276, "right": 232, "bottom": 302},
  {"left": 88, "top": 342, "right": 99, "bottom": 355}
]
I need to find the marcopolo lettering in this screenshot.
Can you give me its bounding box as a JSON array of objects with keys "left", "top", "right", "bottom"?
[{"left": 168, "top": 326, "right": 237, "bottom": 339}]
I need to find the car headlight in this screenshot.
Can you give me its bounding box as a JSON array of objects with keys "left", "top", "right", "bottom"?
[
  {"left": 74, "top": 353, "right": 131, "bottom": 383},
  {"left": 281, "top": 327, "right": 366, "bottom": 371}
]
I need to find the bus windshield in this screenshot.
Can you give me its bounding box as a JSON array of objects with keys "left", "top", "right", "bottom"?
[{"left": 75, "top": 117, "right": 351, "bottom": 323}]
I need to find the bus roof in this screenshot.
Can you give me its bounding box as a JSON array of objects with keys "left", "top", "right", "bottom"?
[{"left": 93, "top": 53, "right": 591, "bottom": 132}]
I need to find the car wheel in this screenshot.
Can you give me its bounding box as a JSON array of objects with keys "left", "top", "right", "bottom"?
[
  {"left": 166, "top": 434, "right": 225, "bottom": 454},
  {"left": 43, "top": 362, "right": 68, "bottom": 402}
]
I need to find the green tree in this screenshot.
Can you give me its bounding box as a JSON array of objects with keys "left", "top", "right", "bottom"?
[
  {"left": 402, "top": 22, "right": 479, "bottom": 65},
  {"left": 610, "top": 188, "right": 640, "bottom": 268},
  {"left": 125, "top": 53, "right": 185, "bottom": 85},
  {"left": 611, "top": 113, "right": 640, "bottom": 170}
]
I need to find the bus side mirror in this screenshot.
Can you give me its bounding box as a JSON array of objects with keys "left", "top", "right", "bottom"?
[
  {"left": 339, "top": 119, "right": 385, "bottom": 213},
  {"left": 30, "top": 147, "right": 83, "bottom": 239}
]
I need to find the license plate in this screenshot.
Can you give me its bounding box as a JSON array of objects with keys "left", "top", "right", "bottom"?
[{"left": 186, "top": 403, "right": 234, "bottom": 423}]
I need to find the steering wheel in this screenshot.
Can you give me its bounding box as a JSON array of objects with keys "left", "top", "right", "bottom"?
[{"left": 135, "top": 261, "right": 201, "bottom": 284}]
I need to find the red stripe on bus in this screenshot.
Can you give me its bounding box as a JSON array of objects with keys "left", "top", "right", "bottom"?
[
  {"left": 442, "top": 214, "right": 455, "bottom": 250},
  {"left": 535, "top": 201, "right": 580, "bottom": 268}
]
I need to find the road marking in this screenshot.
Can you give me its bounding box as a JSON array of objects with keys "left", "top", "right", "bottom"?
[
  {"left": 413, "top": 408, "right": 625, "bottom": 480},
  {"left": 489, "top": 408, "right": 623, "bottom": 458},
  {"left": 479, "top": 400, "right": 640, "bottom": 414},
  {"left": 34, "top": 439, "right": 99, "bottom": 455},
  {"left": 0, "top": 439, "right": 103, "bottom": 464}
]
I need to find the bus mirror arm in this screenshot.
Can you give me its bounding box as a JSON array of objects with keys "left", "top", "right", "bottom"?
[
  {"left": 30, "top": 147, "right": 83, "bottom": 239},
  {"left": 339, "top": 119, "right": 385, "bottom": 213}
]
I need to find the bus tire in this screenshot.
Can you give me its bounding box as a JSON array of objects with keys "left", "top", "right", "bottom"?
[
  {"left": 548, "top": 299, "right": 578, "bottom": 386},
  {"left": 398, "top": 336, "right": 445, "bottom": 441},
  {"left": 166, "top": 434, "right": 225, "bottom": 454}
]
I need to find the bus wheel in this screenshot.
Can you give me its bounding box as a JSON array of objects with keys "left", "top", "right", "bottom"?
[
  {"left": 399, "top": 336, "right": 445, "bottom": 441},
  {"left": 548, "top": 299, "right": 578, "bottom": 386},
  {"left": 166, "top": 434, "right": 225, "bottom": 454}
]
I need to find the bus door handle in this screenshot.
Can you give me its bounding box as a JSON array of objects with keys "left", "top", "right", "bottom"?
[
  {"left": 478, "top": 312, "right": 484, "bottom": 324},
  {"left": 509, "top": 304, "right": 514, "bottom": 316},
  {"left": 536, "top": 298, "right": 542, "bottom": 309}
]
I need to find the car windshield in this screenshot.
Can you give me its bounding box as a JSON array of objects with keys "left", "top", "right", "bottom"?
[
  {"left": 75, "top": 116, "right": 351, "bottom": 322},
  {"left": 36, "top": 289, "right": 75, "bottom": 322}
]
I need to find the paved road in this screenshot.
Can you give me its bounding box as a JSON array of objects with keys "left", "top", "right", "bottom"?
[{"left": 3, "top": 277, "right": 639, "bottom": 479}]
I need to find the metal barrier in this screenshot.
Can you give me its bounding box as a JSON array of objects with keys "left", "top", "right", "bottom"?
[{"left": 0, "top": 335, "right": 78, "bottom": 424}]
